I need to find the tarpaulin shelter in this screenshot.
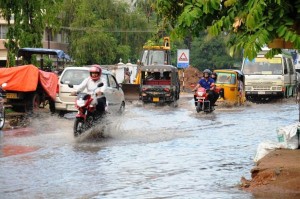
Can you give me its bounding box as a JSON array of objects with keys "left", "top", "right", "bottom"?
[{"left": 0, "top": 64, "right": 58, "bottom": 101}]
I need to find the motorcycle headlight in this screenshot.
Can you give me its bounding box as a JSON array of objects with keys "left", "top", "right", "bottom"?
[
  {"left": 76, "top": 99, "right": 86, "bottom": 107},
  {"left": 197, "top": 91, "right": 204, "bottom": 96}
]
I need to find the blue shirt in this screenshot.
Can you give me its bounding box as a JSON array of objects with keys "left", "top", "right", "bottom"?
[{"left": 198, "top": 77, "right": 215, "bottom": 90}]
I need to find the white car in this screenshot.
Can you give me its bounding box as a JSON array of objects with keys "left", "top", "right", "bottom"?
[{"left": 55, "top": 66, "right": 125, "bottom": 115}]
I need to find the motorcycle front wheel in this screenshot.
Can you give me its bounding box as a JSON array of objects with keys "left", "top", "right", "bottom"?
[
  {"left": 74, "top": 117, "right": 84, "bottom": 137},
  {"left": 196, "top": 102, "right": 202, "bottom": 113},
  {"left": 0, "top": 107, "right": 5, "bottom": 130}
]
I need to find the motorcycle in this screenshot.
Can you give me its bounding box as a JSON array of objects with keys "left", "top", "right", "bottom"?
[
  {"left": 0, "top": 83, "right": 7, "bottom": 130},
  {"left": 70, "top": 83, "right": 106, "bottom": 137},
  {"left": 194, "top": 87, "right": 215, "bottom": 113}
]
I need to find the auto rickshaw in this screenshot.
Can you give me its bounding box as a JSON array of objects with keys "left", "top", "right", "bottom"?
[
  {"left": 213, "top": 69, "right": 246, "bottom": 105},
  {"left": 139, "top": 64, "right": 180, "bottom": 104}
]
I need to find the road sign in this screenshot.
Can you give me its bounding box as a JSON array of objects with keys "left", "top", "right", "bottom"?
[{"left": 177, "top": 49, "right": 189, "bottom": 68}]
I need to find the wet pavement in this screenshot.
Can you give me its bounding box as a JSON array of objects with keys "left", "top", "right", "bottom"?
[{"left": 0, "top": 95, "right": 299, "bottom": 199}]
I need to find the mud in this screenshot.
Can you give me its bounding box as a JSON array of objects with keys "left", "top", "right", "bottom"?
[{"left": 240, "top": 149, "right": 300, "bottom": 198}]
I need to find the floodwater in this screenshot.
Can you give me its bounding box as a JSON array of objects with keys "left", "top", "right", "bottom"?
[{"left": 0, "top": 96, "right": 299, "bottom": 199}]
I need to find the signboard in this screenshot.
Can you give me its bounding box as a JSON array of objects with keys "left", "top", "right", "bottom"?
[{"left": 177, "top": 49, "right": 189, "bottom": 68}]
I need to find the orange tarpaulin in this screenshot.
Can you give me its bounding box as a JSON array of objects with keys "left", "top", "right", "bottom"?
[
  {"left": 0, "top": 65, "right": 39, "bottom": 91},
  {"left": 0, "top": 64, "right": 58, "bottom": 100},
  {"left": 39, "top": 70, "right": 58, "bottom": 100}
]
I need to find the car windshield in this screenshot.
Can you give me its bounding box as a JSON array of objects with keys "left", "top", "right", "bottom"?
[
  {"left": 243, "top": 57, "right": 283, "bottom": 75},
  {"left": 60, "top": 69, "right": 89, "bottom": 85},
  {"left": 216, "top": 72, "right": 236, "bottom": 84}
]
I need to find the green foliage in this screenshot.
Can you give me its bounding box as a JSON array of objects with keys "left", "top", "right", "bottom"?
[
  {"left": 71, "top": 31, "right": 117, "bottom": 65},
  {"left": 156, "top": 0, "right": 300, "bottom": 60},
  {"left": 1, "top": 0, "right": 158, "bottom": 66},
  {"left": 190, "top": 33, "right": 242, "bottom": 71},
  {"left": 44, "top": 56, "right": 53, "bottom": 68},
  {"left": 0, "top": 0, "right": 64, "bottom": 67},
  {"left": 116, "top": 45, "right": 131, "bottom": 63},
  {"left": 63, "top": 0, "right": 155, "bottom": 65}
]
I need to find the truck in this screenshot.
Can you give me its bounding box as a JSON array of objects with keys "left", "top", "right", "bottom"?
[
  {"left": 140, "top": 37, "right": 171, "bottom": 66},
  {"left": 121, "top": 37, "right": 172, "bottom": 100},
  {"left": 241, "top": 48, "right": 297, "bottom": 101}
]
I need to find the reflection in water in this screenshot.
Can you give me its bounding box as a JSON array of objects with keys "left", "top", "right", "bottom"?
[
  {"left": 0, "top": 98, "right": 298, "bottom": 198},
  {"left": 0, "top": 145, "right": 39, "bottom": 157}
]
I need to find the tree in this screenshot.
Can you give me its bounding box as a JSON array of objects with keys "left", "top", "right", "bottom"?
[
  {"left": 190, "top": 33, "right": 242, "bottom": 70},
  {"left": 62, "top": 0, "right": 156, "bottom": 65},
  {"left": 156, "top": 0, "right": 300, "bottom": 59},
  {"left": 0, "top": 0, "right": 63, "bottom": 67}
]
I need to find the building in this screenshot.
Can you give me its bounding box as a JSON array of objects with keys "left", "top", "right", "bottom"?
[{"left": 0, "top": 16, "right": 68, "bottom": 67}]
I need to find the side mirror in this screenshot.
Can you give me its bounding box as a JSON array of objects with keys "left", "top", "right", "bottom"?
[
  {"left": 68, "top": 84, "right": 74, "bottom": 88},
  {"left": 98, "top": 82, "right": 104, "bottom": 87}
]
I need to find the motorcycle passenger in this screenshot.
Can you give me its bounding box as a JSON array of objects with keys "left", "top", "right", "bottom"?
[
  {"left": 192, "top": 69, "right": 219, "bottom": 108},
  {"left": 211, "top": 72, "right": 217, "bottom": 82},
  {"left": 71, "top": 65, "right": 107, "bottom": 113}
]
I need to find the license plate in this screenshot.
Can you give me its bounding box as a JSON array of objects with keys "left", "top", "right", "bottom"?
[
  {"left": 258, "top": 91, "right": 265, "bottom": 94},
  {"left": 153, "top": 97, "right": 159, "bottom": 102},
  {"left": 6, "top": 93, "right": 18, "bottom": 99},
  {"left": 67, "top": 104, "right": 76, "bottom": 110}
]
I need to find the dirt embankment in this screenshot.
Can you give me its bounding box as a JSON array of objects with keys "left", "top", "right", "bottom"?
[
  {"left": 178, "top": 66, "right": 202, "bottom": 91},
  {"left": 240, "top": 149, "right": 300, "bottom": 197}
]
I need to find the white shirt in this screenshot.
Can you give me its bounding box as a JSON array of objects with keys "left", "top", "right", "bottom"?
[{"left": 76, "top": 77, "right": 106, "bottom": 95}]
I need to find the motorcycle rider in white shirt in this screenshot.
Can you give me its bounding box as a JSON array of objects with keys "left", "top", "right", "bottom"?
[{"left": 71, "top": 65, "right": 107, "bottom": 112}]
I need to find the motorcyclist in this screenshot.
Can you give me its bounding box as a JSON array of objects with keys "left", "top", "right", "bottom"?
[
  {"left": 71, "top": 65, "right": 107, "bottom": 113},
  {"left": 192, "top": 69, "right": 219, "bottom": 108}
]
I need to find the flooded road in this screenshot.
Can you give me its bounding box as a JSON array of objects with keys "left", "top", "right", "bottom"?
[{"left": 0, "top": 96, "right": 298, "bottom": 199}]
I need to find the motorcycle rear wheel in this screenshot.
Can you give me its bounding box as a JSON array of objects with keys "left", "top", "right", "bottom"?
[
  {"left": 0, "top": 107, "right": 5, "bottom": 130},
  {"left": 74, "top": 117, "right": 84, "bottom": 137}
]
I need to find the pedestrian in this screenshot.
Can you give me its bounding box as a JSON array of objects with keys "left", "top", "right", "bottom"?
[{"left": 124, "top": 67, "right": 131, "bottom": 83}]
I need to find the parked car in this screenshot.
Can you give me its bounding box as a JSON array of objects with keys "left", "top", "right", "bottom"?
[{"left": 55, "top": 66, "right": 125, "bottom": 115}]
